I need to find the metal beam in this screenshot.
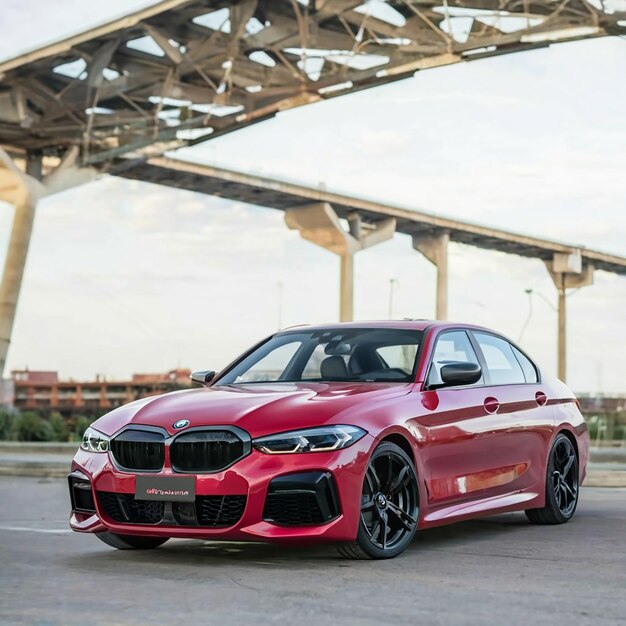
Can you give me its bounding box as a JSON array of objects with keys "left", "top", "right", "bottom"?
[
  {"left": 0, "top": 0, "right": 195, "bottom": 74},
  {"left": 1, "top": 0, "right": 622, "bottom": 160}
]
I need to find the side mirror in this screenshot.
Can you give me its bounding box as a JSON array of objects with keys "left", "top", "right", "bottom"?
[
  {"left": 190, "top": 370, "right": 216, "bottom": 386},
  {"left": 439, "top": 362, "right": 482, "bottom": 387}
]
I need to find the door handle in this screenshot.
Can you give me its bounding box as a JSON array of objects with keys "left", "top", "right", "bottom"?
[
  {"left": 535, "top": 391, "right": 548, "bottom": 406},
  {"left": 483, "top": 396, "right": 500, "bottom": 414}
]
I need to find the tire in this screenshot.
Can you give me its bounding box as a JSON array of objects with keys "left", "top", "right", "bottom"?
[
  {"left": 96, "top": 532, "right": 169, "bottom": 550},
  {"left": 337, "top": 441, "right": 419, "bottom": 560},
  {"left": 525, "top": 433, "right": 579, "bottom": 525}
]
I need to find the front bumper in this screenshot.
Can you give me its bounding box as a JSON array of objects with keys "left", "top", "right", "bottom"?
[{"left": 69, "top": 433, "right": 375, "bottom": 543}]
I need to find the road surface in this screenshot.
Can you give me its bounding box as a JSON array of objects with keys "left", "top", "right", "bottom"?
[{"left": 0, "top": 477, "right": 624, "bottom": 626}]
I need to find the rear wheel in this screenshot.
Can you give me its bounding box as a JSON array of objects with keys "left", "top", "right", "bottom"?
[
  {"left": 96, "top": 532, "right": 169, "bottom": 550},
  {"left": 337, "top": 441, "right": 419, "bottom": 559},
  {"left": 526, "top": 433, "right": 579, "bottom": 525}
]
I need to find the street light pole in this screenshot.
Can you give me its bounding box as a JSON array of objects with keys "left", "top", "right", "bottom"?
[
  {"left": 277, "top": 281, "right": 284, "bottom": 329},
  {"left": 518, "top": 288, "right": 534, "bottom": 343},
  {"left": 521, "top": 287, "right": 570, "bottom": 380},
  {"left": 388, "top": 279, "right": 398, "bottom": 319}
]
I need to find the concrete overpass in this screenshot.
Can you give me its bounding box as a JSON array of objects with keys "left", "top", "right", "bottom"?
[
  {"left": 111, "top": 157, "right": 626, "bottom": 382},
  {"left": 2, "top": 150, "right": 626, "bottom": 382}
]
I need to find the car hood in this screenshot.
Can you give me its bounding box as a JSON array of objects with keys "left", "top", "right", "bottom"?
[{"left": 93, "top": 382, "right": 412, "bottom": 439}]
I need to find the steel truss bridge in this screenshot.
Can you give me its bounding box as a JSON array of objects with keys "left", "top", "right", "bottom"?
[
  {"left": 0, "top": 0, "right": 625, "bottom": 381},
  {"left": 1, "top": 0, "right": 625, "bottom": 163}
]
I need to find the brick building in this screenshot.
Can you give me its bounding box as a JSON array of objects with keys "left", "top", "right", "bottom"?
[{"left": 7, "top": 369, "right": 191, "bottom": 414}]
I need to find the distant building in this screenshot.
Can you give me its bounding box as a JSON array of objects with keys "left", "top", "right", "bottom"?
[
  {"left": 0, "top": 378, "right": 14, "bottom": 408},
  {"left": 577, "top": 394, "right": 626, "bottom": 415},
  {"left": 6, "top": 368, "right": 191, "bottom": 414}
]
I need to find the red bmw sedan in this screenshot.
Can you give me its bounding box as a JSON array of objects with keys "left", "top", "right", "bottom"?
[{"left": 69, "top": 321, "right": 588, "bottom": 559}]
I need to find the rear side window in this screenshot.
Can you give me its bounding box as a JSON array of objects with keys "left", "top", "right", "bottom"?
[
  {"left": 427, "top": 330, "right": 482, "bottom": 387},
  {"left": 512, "top": 346, "right": 539, "bottom": 383},
  {"left": 474, "top": 333, "right": 525, "bottom": 385}
]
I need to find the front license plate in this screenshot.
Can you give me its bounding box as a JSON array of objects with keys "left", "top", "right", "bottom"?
[{"left": 135, "top": 476, "right": 195, "bottom": 502}]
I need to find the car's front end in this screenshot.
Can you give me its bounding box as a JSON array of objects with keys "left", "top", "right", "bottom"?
[
  {"left": 68, "top": 324, "right": 423, "bottom": 554},
  {"left": 69, "top": 414, "right": 376, "bottom": 544}
]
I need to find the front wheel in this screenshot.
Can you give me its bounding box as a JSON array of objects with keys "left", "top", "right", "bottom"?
[
  {"left": 337, "top": 441, "right": 419, "bottom": 559},
  {"left": 96, "top": 532, "right": 169, "bottom": 550},
  {"left": 526, "top": 433, "right": 579, "bottom": 525}
]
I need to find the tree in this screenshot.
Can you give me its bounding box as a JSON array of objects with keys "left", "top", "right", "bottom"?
[
  {"left": 14, "top": 412, "right": 53, "bottom": 442},
  {"left": 0, "top": 410, "right": 16, "bottom": 440},
  {"left": 49, "top": 412, "right": 69, "bottom": 442}
]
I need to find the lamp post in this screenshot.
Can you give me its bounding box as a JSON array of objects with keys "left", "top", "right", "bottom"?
[
  {"left": 388, "top": 278, "right": 398, "bottom": 319},
  {"left": 277, "top": 281, "right": 284, "bottom": 329}
]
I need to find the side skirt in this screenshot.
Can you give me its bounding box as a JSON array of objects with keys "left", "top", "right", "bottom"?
[{"left": 419, "top": 490, "right": 543, "bottom": 529}]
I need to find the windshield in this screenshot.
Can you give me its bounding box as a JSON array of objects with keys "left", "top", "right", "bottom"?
[{"left": 217, "top": 328, "right": 422, "bottom": 385}]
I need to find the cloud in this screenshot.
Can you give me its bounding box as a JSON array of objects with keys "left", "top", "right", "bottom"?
[{"left": 356, "top": 130, "right": 410, "bottom": 154}]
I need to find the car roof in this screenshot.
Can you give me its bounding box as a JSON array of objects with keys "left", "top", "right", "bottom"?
[{"left": 279, "top": 320, "right": 494, "bottom": 334}]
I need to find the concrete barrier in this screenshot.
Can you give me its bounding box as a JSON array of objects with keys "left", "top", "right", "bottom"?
[
  {"left": 0, "top": 441, "right": 624, "bottom": 485},
  {"left": 0, "top": 441, "right": 78, "bottom": 454}
]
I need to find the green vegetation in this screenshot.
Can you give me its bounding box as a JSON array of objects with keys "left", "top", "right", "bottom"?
[
  {"left": 587, "top": 418, "right": 626, "bottom": 443},
  {"left": 0, "top": 409, "right": 95, "bottom": 442},
  {"left": 72, "top": 415, "right": 93, "bottom": 441},
  {"left": 49, "top": 412, "right": 69, "bottom": 442},
  {"left": 0, "top": 409, "right": 15, "bottom": 440},
  {"left": 13, "top": 412, "right": 53, "bottom": 442},
  {"left": 0, "top": 408, "right": 624, "bottom": 443}
]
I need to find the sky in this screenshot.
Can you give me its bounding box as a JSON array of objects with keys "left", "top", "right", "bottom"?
[{"left": 1, "top": 1, "right": 625, "bottom": 393}]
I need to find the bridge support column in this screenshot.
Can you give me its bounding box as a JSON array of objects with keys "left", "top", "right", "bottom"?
[
  {"left": 413, "top": 231, "right": 449, "bottom": 320},
  {"left": 0, "top": 147, "right": 97, "bottom": 377},
  {"left": 0, "top": 150, "right": 44, "bottom": 377},
  {"left": 285, "top": 203, "right": 395, "bottom": 322},
  {"left": 544, "top": 251, "right": 594, "bottom": 383}
]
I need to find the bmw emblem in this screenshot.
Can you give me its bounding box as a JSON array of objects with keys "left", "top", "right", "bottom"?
[{"left": 173, "top": 419, "right": 190, "bottom": 430}]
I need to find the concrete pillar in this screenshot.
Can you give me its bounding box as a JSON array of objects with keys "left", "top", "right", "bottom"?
[
  {"left": 285, "top": 203, "right": 396, "bottom": 322},
  {"left": 545, "top": 251, "right": 594, "bottom": 382},
  {"left": 0, "top": 147, "right": 97, "bottom": 377},
  {"left": 557, "top": 278, "right": 567, "bottom": 383},
  {"left": 0, "top": 150, "right": 44, "bottom": 377},
  {"left": 339, "top": 253, "right": 354, "bottom": 322},
  {"left": 413, "top": 231, "right": 449, "bottom": 320}
]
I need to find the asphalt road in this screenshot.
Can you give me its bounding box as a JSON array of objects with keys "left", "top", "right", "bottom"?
[{"left": 1, "top": 477, "right": 624, "bottom": 626}]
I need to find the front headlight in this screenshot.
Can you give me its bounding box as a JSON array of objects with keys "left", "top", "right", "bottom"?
[
  {"left": 252, "top": 425, "right": 366, "bottom": 454},
  {"left": 80, "top": 426, "right": 110, "bottom": 453}
]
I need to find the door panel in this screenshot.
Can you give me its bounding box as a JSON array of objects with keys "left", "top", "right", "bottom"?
[
  {"left": 415, "top": 387, "right": 529, "bottom": 505},
  {"left": 470, "top": 332, "right": 555, "bottom": 497},
  {"left": 413, "top": 329, "right": 554, "bottom": 513}
]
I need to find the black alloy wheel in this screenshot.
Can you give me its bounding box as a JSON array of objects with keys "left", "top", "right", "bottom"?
[
  {"left": 337, "top": 441, "right": 419, "bottom": 559},
  {"left": 526, "top": 433, "right": 579, "bottom": 525}
]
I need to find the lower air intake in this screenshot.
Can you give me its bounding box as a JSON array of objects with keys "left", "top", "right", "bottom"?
[
  {"left": 195, "top": 496, "right": 247, "bottom": 527},
  {"left": 96, "top": 492, "right": 246, "bottom": 528},
  {"left": 263, "top": 471, "right": 340, "bottom": 527},
  {"left": 98, "top": 492, "right": 164, "bottom": 524}
]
